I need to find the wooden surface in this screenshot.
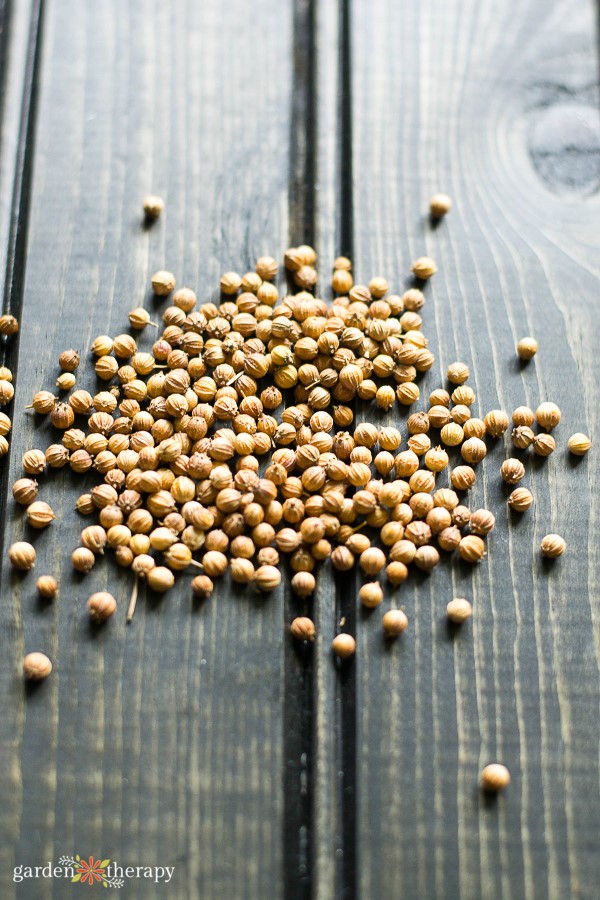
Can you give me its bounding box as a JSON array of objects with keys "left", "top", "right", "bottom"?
[{"left": 0, "top": 0, "right": 599, "bottom": 898}]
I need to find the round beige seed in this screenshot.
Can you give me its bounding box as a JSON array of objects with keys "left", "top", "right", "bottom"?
[
  {"left": 23, "top": 651, "right": 52, "bottom": 680},
  {"left": 382, "top": 609, "right": 408, "bottom": 637},
  {"left": 481, "top": 763, "right": 510, "bottom": 792},
  {"left": 540, "top": 534, "right": 566, "bottom": 558},
  {"left": 332, "top": 633, "right": 356, "bottom": 659},
  {"left": 446, "top": 598, "right": 472, "bottom": 623},
  {"left": 568, "top": 433, "right": 591, "bottom": 456}
]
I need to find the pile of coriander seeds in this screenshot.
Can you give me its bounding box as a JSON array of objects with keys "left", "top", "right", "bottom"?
[{"left": 7, "top": 236, "right": 590, "bottom": 673}]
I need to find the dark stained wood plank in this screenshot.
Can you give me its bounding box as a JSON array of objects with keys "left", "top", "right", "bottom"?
[
  {"left": 347, "top": 0, "right": 600, "bottom": 898},
  {"left": 0, "top": 1, "right": 294, "bottom": 897}
]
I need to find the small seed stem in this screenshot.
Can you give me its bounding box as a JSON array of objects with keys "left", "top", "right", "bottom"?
[{"left": 127, "top": 574, "right": 139, "bottom": 623}]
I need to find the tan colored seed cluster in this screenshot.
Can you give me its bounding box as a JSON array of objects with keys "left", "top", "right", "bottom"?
[
  {"left": 4, "top": 234, "right": 589, "bottom": 782},
  {"left": 0, "top": 316, "right": 17, "bottom": 459}
]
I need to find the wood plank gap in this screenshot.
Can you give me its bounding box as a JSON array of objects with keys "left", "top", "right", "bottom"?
[
  {"left": 334, "top": 1, "right": 357, "bottom": 898},
  {"left": 284, "top": 1, "right": 318, "bottom": 896},
  {"left": 0, "top": 0, "right": 15, "bottom": 129},
  {"left": 0, "top": 0, "right": 45, "bottom": 576}
]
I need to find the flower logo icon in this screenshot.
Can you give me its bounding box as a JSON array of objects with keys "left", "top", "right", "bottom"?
[
  {"left": 73, "top": 856, "right": 109, "bottom": 886},
  {"left": 58, "top": 854, "right": 124, "bottom": 888}
]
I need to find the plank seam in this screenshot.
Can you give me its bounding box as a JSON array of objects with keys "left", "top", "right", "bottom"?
[{"left": 0, "top": 0, "right": 45, "bottom": 578}]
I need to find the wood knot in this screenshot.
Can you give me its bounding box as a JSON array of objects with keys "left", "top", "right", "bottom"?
[{"left": 528, "top": 102, "right": 600, "bottom": 195}]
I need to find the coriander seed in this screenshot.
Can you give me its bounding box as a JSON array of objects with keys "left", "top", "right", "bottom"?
[
  {"left": 359, "top": 582, "right": 383, "bottom": 608},
  {"left": 332, "top": 633, "right": 356, "bottom": 659},
  {"left": 451, "top": 466, "right": 476, "bottom": 491},
  {"left": 382, "top": 609, "right": 408, "bottom": 638},
  {"left": 56, "top": 373, "right": 76, "bottom": 390},
  {"left": 508, "top": 487, "right": 533, "bottom": 512},
  {"left": 23, "top": 651, "right": 52, "bottom": 680},
  {"left": 540, "top": 534, "right": 566, "bottom": 558},
  {"left": 59, "top": 349, "right": 80, "bottom": 371},
  {"left": 461, "top": 438, "right": 487, "bottom": 464},
  {"left": 512, "top": 426, "right": 535, "bottom": 449},
  {"left": 484, "top": 410, "right": 509, "bottom": 438},
  {"left": 88, "top": 591, "right": 117, "bottom": 622},
  {"left": 481, "top": 764, "right": 510, "bottom": 792},
  {"left": 192, "top": 574, "right": 214, "bottom": 599},
  {"left": 72, "top": 547, "right": 96, "bottom": 573},
  {"left": 12, "top": 478, "right": 38, "bottom": 505},
  {"left": 568, "top": 433, "right": 591, "bottom": 456},
  {"left": 143, "top": 195, "right": 164, "bottom": 218},
  {"left": 151, "top": 270, "right": 176, "bottom": 296},
  {"left": 36, "top": 575, "right": 58, "bottom": 600},
  {"left": 26, "top": 501, "right": 56, "bottom": 529},
  {"left": 147, "top": 566, "right": 175, "bottom": 592},
  {"left": 411, "top": 256, "right": 437, "bottom": 279},
  {"left": 517, "top": 337, "right": 538, "bottom": 360},
  {"left": 0, "top": 314, "right": 18, "bottom": 335},
  {"left": 255, "top": 565, "right": 281, "bottom": 592},
  {"left": 220, "top": 272, "right": 242, "bottom": 295},
  {"left": 429, "top": 193, "right": 452, "bottom": 218},
  {"left": 290, "top": 616, "right": 316, "bottom": 642},
  {"left": 458, "top": 535, "right": 485, "bottom": 563},
  {"left": 535, "top": 402, "right": 561, "bottom": 430},
  {"left": 291, "top": 571, "right": 316, "bottom": 598},
  {"left": 512, "top": 406, "right": 535, "bottom": 427},
  {"left": 9, "top": 541, "right": 36, "bottom": 571},
  {"left": 446, "top": 598, "right": 472, "bottom": 623},
  {"left": 469, "top": 509, "right": 495, "bottom": 536},
  {"left": 501, "top": 458, "right": 525, "bottom": 484},
  {"left": 447, "top": 362, "right": 469, "bottom": 385},
  {"left": 533, "top": 433, "right": 555, "bottom": 457},
  {"left": 386, "top": 561, "right": 409, "bottom": 584}
]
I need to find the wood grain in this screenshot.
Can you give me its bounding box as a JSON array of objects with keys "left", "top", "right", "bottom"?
[
  {"left": 345, "top": 0, "right": 600, "bottom": 897},
  {"left": 0, "top": 1, "right": 293, "bottom": 898}
]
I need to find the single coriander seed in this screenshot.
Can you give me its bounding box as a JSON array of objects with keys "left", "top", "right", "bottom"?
[
  {"left": 59, "top": 349, "right": 80, "bottom": 372},
  {"left": 87, "top": 591, "right": 117, "bottom": 623},
  {"left": 36, "top": 575, "right": 58, "bottom": 600},
  {"left": 429, "top": 193, "right": 452, "bottom": 219},
  {"left": 359, "top": 582, "right": 384, "bottom": 608},
  {"left": 535, "top": 402, "right": 561, "bottom": 430},
  {"left": 26, "top": 500, "right": 56, "bottom": 529},
  {"left": 143, "top": 195, "right": 164, "bottom": 219},
  {"left": 508, "top": 487, "right": 533, "bottom": 512},
  {"left": 411, "top": 256, "right": 437, "bottom": 280},
  {"left": 9, "top": 541, "right": 36, "bottom": 571},
  {"left": 290, "top": 616, "right": 316, "bottom": 642},
  {"left": 458, "top": 535, "right": 486, "bottom": 563},
  {"left": 481, "top": 764, "right": 510, "bottom": 792},
  {"left": 501, "top": 458, "right": 526, "bottom": 485},
  {"left": 447, "top": 362, "right": 470, "bottom": 385},
  {"left": 12, "top": 477, "right": 38, "bottom": 505},
  {"left": 382, "top": 609, "right": 408, "bottom": 638},
  {"left": 517, "top": 337, "right": 538, "bottom": 360},
  {"left": 533, "top": 433, "right": 555, "bottom": 457},
  {"left": 192, "top": 574, "right": 214, "bottom": 599},
  {"left": 332, "top": 633, "right": 356, "bottom": 659},
  {"left": 151, "top": 270, "right": 176, "bottom": 296},
  {"left": 23, "top": 651, "right": 52, "bottom": 680},
  {"left": 568, "top": 433, "right": 591, "bottom": 456},
  {"left": 446, "top": 598, "right": 472, "bottom": 623},
  {"left": 512, "top": 406, "right": 535, "bottom": 427},
  {"left": 540, "top": 534, "right": 566, "bottom": 558}
]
